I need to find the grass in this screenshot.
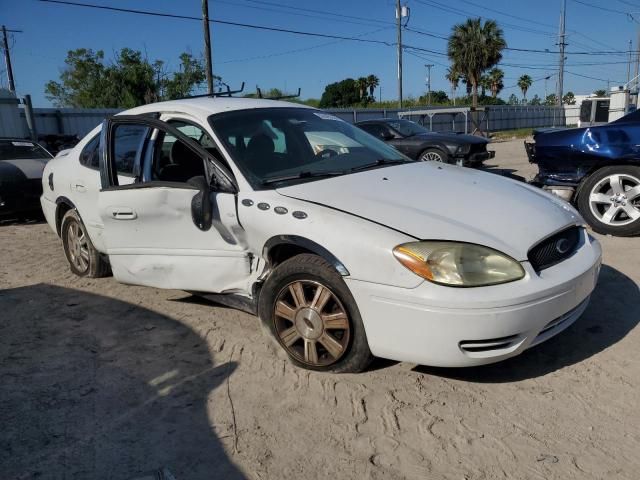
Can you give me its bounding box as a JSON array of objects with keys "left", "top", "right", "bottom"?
[{"left": 490, "top": 128, "right": 534, "bottom": 141}]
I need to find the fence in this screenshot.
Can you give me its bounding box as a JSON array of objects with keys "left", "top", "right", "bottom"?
[{"left": 2, "top": 100, "right": 571, "bottom": 140}]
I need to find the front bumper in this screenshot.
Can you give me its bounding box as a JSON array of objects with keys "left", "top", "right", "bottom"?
[
  {"left": 347, "top": 232, "right": 602, "bottom": 367},
  {"left": 455, "top": 150, "right": 495, "bottom": 167}
]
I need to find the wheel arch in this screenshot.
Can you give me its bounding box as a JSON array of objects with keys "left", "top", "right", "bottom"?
[
  {"left": 262, "top": 235, "right": 349, "bottom": 276},
  {"left": 54, "top": 196, "right": 77, "bottom": 237}
]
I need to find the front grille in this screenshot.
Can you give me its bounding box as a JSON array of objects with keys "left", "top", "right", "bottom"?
[
  {"left": 468, "top": 142, "right": 487, "bottom": 155},
  {"left": 528, "top": 226, "right": 581, "bottom": 272}
]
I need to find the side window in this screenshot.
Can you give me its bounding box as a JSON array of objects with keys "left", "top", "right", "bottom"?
[
  {"left": 79, "top": 134, "right": 100, "bottom": 169},
  {"left": 151, "top": 131, "right": 205, "bottom": 183},
  {"left": 113, "top": 124, "right": 149, "bottom": 176},
  {"left": 360, "top": 124, "right": 385, "bottom": 138}
]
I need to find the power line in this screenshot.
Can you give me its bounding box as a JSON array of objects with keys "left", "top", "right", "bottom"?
[
  {"left": 38, "top": 0, "right": 394, "bottom": 46},
  {"left": 570, "top": 0, "right": 629, "bottom": 15}
]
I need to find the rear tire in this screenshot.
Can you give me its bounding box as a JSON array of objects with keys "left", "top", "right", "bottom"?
[
  {"left": 577, "top": 166, "right": 640, "bottom": 237},
  {"left": 258, "top": 254, "right": 373, "bottom": 373},
  {"left": 61, "top": 209, "right": 110, "bottom": 277}
]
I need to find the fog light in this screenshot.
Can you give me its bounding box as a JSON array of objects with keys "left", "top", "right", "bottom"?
[{"left": 543, "top": 186, "right": 574, "bottom": 202}]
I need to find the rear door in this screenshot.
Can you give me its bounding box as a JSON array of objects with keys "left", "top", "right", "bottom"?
[{"left": 97, "top": 115, "right": 251, "bottom": 293}]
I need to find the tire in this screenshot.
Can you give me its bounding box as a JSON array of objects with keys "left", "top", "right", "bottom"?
[
  {"left": 61, "top": 209, "right": 111, "bottom": 277},
  {"left": 419, "top": 148, "right": 448, "bottom": 163},
  {"left": 577, "top": 166, "right": 640, "bottom": 237},
  {"left": 257, "top": 254, "right": 373, "bottom": 373}
]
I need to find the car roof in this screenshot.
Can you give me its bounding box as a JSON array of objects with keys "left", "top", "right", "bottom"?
[{"left": 123, "top": 96, "right": 315, "bottom": 119}]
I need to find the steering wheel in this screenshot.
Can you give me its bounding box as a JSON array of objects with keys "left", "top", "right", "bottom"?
[{"left": 315, "top": 148, "right": 339, "bottom": 159}]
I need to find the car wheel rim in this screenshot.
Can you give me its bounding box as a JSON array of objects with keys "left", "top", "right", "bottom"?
[
  {"left": 588, "top": 173, "right": 640, "bottom": 226},
  {"left": 67, "top": 221, "right": 90, "bottom": 272},
  {"left": 273, "top": 280, "right": 350, "bottom": 367},
  {"left": 422, "top": 151, "right": 443, "bottom": 162}
]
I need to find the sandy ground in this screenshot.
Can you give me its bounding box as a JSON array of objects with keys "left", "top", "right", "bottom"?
[{"left": 1, "top": 139, "right": 639, "bottom": 480}]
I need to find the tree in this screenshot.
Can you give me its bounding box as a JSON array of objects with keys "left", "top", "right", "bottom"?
[
  {"left": 366, "top": 74, "right": 379, "bottom": 97},
  {"left": 479, "top": 73, "right": 490, "bottom": 97},
  {"left": 517, "top": 74, "right": 533, "bottom": 102},
  {"left": 529, "top": 94, "right": 542, "bottom": 106},
  {"left": 447, "top": 18, "right": 506, "bottom": 108},
  {"left": 508, "top": 93, "right": 519, "bottom": 105},
  {"left": 420, "top": 90, "right": 449, "bottom": 104},
  {"left": 45, "top": 48, "right": 207, "bottom": 108},
  {"left": 563, "top": 91, "right": 576, "bottom": 105},
  {"left": 445, "top": 65, "right": 460, "bottom": 104},
  {"left": 544, "top": 93, "right": 558, "bottom": 106},
  {"left": 319, "top": 78, "right": 360, "bottom": 108},
  {"left": 593, "top": 89, "right": 608, "bottom": 97},
  {"left": 487, "top": 67, "right": 504, "bottom": 98},
  {"left": 355, "top": 77, "right": 368, "bottom": 99}
]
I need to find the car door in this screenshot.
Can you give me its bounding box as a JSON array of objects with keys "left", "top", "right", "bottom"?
[{"left": 97, "top": 115, "right": 251, "bottom": 293}]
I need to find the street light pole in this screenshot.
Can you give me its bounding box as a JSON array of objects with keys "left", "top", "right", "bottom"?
[
  {"left": 396, "top": 0, "right": 403, "bottom": 108},
  {"left": 556, "top": 0, "right": 567, "bottom": 107},
  {"left": 2, "top": 25, "right": 16, "bottom": 93}
]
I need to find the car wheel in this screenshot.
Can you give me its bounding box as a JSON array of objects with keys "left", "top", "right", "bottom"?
[
  {"left": 258, "top": 254, "right": 373, "bottom": 373},
  {"left": 577, "top": 166, "right": 640, "bottom": 236},
  {"left": 419, "top": 148, "right": 448, "bottom": 163},
  {"left": 61, "top": 209, "right": 111, "bottom": 277}
]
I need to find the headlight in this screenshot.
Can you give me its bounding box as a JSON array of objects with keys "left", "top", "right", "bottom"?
[{"left": 392, "top": 241, "right": 525, "bottom": 287}]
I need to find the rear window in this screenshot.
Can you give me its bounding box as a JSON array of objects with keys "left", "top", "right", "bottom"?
[{"left": 0, "top": 141, "right": 52, "bottom": 160}]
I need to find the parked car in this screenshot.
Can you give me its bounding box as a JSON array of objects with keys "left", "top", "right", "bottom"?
[
  {"left": 41, "top": 98, "right": 601, "bottom": 373},
  {"left": 526, "top": 108, "right": 640, "bottom": 236},
  {"left": 0, "top": 138, "right": 53, "bottom": 218},
  {"left": 355, "top": 118, "right": 495, "bottom": 166}
]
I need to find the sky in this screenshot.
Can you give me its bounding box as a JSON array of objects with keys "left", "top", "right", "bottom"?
[{"left": 1, "top": 0, "right": 638, "bottom": 107}]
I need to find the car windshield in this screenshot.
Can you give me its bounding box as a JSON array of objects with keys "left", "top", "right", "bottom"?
[
  {"left": 386, "top": 119, "right": 429, "bottom": 137},
  {"left": 208, "top": 108, "right": 412, "bottom": 188},
  {"left": 0, "top": 140, "right": 52, "bottom": 160}
]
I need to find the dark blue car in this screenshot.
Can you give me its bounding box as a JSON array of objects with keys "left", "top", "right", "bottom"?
[{"left": 526, "top": 109, "right": 640, "bottom": 236}]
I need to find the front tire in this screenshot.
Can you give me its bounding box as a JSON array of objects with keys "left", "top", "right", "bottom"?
[
  {"left": 419, "top": 148, "right": 448, "bottom": 163},
  {"left": 258, "top": 254, "right": 372, "bottom": 373},
  {"left": 577, "top": 166, "right": 640, "bottom": 236},
  {"left": 61, "top": 209, "right": 110, "bottom": 277}
]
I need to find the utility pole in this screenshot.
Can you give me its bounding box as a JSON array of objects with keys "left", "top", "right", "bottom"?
[
  {"left": 396, "top": 0, "right": 403, "bottom": 108},
  {"left": 556, "top": 0, "right": 567, "bottom": 107},
  {"left": 628, "top": 39, "right": 633, "bottom": 85},
  {"left": 2, "top": 25, "right": 16, "bottom": 93},
  {"left": 201, "top": 0, "right": 214, "bottom": 95},
  {"left": 425, "top": 64, "right": 434, "bottom": 105},
  {"left": 635, "top": 27, "right": 640, "bottom": 91}
]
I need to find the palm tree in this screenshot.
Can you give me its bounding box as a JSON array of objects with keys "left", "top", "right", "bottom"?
[
  {"left": 479, "top": 74, "right": 490, "bottom": 97},
  {"left": 366, "top": 74, "right": 379, "bottom": 98},
  {"left": 355, "top": 77, "right": 368, "bottom": 99},
  {"left": 488, "top": 67, "right": 504, "bottom": 98},
  {"left": 447, "top": 18, "right": 506, "bottom": 108},
  {"left": 445, "top": 66, "right": 460, "bottom": 105},
  {"left": 518, "top": 74, "right": 533, "bottom": 102}
]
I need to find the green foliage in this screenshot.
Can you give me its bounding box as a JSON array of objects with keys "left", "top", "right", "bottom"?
[
  {"left": 563, "top": 91, "right": 576, "bottom": 105},
  {"left": 517, "top": 74, "right": 533, "bottom": 100},
  {"left": 45, "top": 48, "right": 208, "bottom": 108},
  {"left": 319, "top": 75, "right": 379, "bottom": 108},
  {"left": 544, "top": 94, "right": 558, "bottom": 105},
  {"left": 487, "top": 68, "right": 504, "bottom": 98},
  {"left": 529, "top": 94, "right": 542, "bottom": 106},
  {"left": 447, "top": 18, "right": 506, "bottom": 108},
  {"left": 421, "top": 90, "right": 449, "bottom": 104},
  {"left": 593, "top": 89, "right": 608, "bottom": 97},
  {"left": 508, "top": 94, "right": 519, "bottom": 105}
]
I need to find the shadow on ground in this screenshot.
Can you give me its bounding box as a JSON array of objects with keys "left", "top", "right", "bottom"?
[
  {"left": 0, "top": 284, "right": 245, "bottom": 480},
  {"left": 413, "top": 265, "right": 640, "bottom": 382}
]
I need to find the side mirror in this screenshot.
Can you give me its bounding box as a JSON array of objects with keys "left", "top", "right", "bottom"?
[{"left": 187, "top": 176, "right": 213, "bottom": 231}]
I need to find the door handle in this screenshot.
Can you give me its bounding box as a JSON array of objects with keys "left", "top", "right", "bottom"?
[{"left": 111, "top": 207, "right": 137, "bottom": 220}]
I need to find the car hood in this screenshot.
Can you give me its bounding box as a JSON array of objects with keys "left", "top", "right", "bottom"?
[
  {"left": 411, "top": 132, "right": 488, "bottom": 145},
  {"left": 276, "top": 162, "right": 582, "bottom": 260}
]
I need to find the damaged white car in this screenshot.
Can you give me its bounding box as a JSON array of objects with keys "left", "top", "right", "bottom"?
[{"left": 41, "top": 98, "right": 602, "bottom": 373}]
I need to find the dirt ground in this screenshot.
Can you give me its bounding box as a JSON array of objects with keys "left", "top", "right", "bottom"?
[{"left": 1, "top": 139, "right": 639, "bottom": 480}]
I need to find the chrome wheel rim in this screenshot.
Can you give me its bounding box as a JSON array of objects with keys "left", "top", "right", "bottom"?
[
  {"left": 273, "top": 280, "right": 350, "bottom": 367},
  {"left": 422, "top": 151, "right": 443, "bottom": 162},
  {"left": 66, "top": 221, "right": 90, "bottom": 272},
  {"left": 589, "top": 173, "right": 640, "bottom": 226}
]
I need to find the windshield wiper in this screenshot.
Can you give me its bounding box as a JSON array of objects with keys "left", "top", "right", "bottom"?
[
  {"left": 349, "top": 159, "right": 408, "bottom": 172},
  {"left": 261, "top": 170, "right": 346, "bottom": 185}
]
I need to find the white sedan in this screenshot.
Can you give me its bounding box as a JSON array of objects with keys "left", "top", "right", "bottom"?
[{"left": 41, "top": 98, "right": 602, "bottom": 372}]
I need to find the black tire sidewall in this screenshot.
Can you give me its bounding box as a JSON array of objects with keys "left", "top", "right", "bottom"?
[
  {"left": 577, "top": 165, "right": 640, "bottom": 237},
  {"left": 257, "top": 254, "right": 372, "bottom": 373}
]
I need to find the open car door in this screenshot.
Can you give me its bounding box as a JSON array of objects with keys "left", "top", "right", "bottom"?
[{"left": 97, "top": 115, "right": 250, "bottom": 293}]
